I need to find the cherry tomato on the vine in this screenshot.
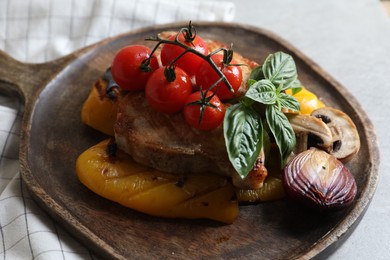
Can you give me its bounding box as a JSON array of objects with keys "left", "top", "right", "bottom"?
[
  {"left": 111, "top": 45, "right": 159, "bottom": 91},
  {"left": 160, "top": 33, "right": 208, "bottom": 77},
  {"left": 195, "top": 53, "right": 242, "bottom": 101},
  {"left": 183, "top": 91, "right": 226, "bottom": 131},
  {"left": 145, "top": 66, "right": 192, "bottom": 114}
]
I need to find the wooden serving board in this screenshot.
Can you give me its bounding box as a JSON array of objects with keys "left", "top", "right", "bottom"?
[{"left": 0, "top": 22, "right": 380, "bottom": 259}]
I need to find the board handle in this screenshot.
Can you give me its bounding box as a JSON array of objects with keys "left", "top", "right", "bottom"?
[{"left": 0, "top": 50, "right": 74, "bottom": 109}]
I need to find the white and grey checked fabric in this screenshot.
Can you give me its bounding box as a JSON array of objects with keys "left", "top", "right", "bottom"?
[
  {"left": 1, "top": 0, "right": 235, "bottom": 63},
  {"left": 0, "top": 0, "right": 235, "bottom": 259}
]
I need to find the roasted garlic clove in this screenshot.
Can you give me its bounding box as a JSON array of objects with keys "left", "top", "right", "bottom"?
[{"left": 282, "top": 148, "right": 357, "bottom": 211}]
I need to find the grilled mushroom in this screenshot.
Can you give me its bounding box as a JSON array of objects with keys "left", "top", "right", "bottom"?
[
  {"left": 311, "top": 107, "right": 360, "bottom": 163},
  {"left": 287, "top": 113, "right": 333, "bottom": 154}
]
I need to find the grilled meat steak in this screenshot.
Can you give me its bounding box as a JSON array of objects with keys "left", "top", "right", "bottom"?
[
  {"left": 115, "top": 92, "right": 231, "bottom": 174},
  {"left": 114, "top": 36, "right": 263, "bottom": 188}
]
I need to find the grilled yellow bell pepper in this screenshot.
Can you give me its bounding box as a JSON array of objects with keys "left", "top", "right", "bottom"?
[
  {"left": 81, "top": 73, "right": 119, "bottom": 136},
  {"left": 76, "top": 139, "right": 239, "bottom": 224},
  {"left": 286, "top": 87, "right": 325, "bottom": 115},
  {"left": 236, "top": 177, "right": 285, "bottom": 203}
]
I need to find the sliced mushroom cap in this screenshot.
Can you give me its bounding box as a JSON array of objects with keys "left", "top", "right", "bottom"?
[
  {"left": 311, "top": 107, "right": 360, "bottom": 163},
  {"left": 287, "top": 113, "right": 333, "bottom": 153}
]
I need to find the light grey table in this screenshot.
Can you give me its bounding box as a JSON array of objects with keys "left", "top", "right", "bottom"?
[{"left": 215, "top": 0, "right": 390, "bottom": 259}]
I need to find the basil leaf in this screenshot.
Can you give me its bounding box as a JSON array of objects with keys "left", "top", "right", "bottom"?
[
  {"left": 278, "top": 92, "right": 300, "bottom": 112},
  {"left": 224, "top": 103, "right": 263, "bottom": 179},
  {"left": 290, "top": 79, "right": 302, "bottom": 95},
  {"left": 265, "top": 105, "right": 295, "bottom": 166},
  {"left": 247, "top": 79, "right": 257, "bottom": 89},
  {"left": 290, "top": 78, "right": 301, "bottom": 89},
  {"left": 262, "top": 52, "right": 297, "bottom": 90},
  {"left": 245, "top": 79, "right": 276, "bottom": 105},
  {"left": 249, "top": 65, "right": 265, "bottom": 81},
  {"left": 291, "top": 86, "right": 302, "bottom": 95}
]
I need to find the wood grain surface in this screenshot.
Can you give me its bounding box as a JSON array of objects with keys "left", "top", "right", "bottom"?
[{"left": 0, "top": 22, "right": 380, "bottom": 260}]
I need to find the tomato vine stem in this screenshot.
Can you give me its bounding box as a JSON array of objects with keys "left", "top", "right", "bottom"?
[
  {"left": 143, "top": 22, "right": 235, "bottom": 93},
  {"left": 185, "top": 86, "right": 221, "bottom": 125}
]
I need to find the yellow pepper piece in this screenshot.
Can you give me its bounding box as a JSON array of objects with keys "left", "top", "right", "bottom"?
[
  {"left": 81, "top": 78, "right": 118, "bottom": 136},
  {"left": 76, "top": 139, "right": 239, "bottom": 224},
  {"left": 235, "top": 176, "right": 286, "bottom": 203},
  {"left": 286, "top": 87, "right": 325, "bottom": 115}
]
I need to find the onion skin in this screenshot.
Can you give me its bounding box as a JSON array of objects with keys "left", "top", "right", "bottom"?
[{"left": 282, "top": 148, "right": 357, "bottom": 211}]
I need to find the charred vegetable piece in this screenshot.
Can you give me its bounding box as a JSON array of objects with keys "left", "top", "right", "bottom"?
[
  {"left": 76, "top": 139, "right": 239, "bottom": 224},
  {"left": 235, "top": 176, "right": 285, "bottom": 203},
  {"left": 81, "top": 70, "right": 120, "bottom": 136},
  {"left": 282, "top": 148, "right": 357, "bottom": 211},
  {"left": 231, "top": 148, "right": 268, "bottom": 190},
  {"left": 287, "top": 113, "right": 333, "bottom": 154},
  {"left": 311, "top": 107, "right": 360, "bottom": 163}
]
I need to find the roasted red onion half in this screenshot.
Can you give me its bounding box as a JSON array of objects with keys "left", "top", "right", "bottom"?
[{"left": 282, "top": 148, "right": 357, "bottom": 211}]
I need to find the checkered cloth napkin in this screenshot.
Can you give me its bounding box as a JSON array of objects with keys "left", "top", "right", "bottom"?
[{"left": 0, "top": 0, "right": 235, "bottom": 259}]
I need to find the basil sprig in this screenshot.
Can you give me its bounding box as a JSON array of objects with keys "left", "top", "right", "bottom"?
[
  {"left": 224, "top": 104, "right": 263, "bottom": 179},
  {"left": 224, "top": 52, "right": 301, "bottom": 179}
]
